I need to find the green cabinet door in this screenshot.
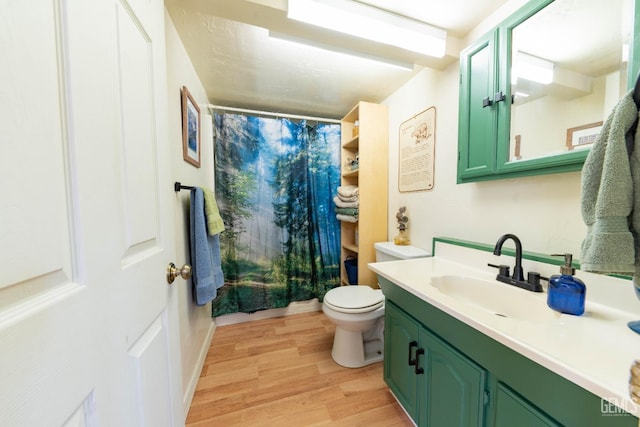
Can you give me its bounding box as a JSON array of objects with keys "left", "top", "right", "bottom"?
[
  {"left": 457, "top": 31, "right": 498, "bottom": 182},
  {"left": 384, "top": 301, "right": 420, "bottom": 421},
  {"left": 420, "top": 329, "right": 487, "bottom": 427},
  {"left": 495, "top": 383, "right": 560, "bottom": 427},
  {"left": 385, "top": 301, "right": 487, "bottom": 426}
]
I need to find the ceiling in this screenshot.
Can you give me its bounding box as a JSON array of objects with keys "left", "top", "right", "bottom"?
[{"left": 165, "top": 0, "right": 510, "bottom": 119}]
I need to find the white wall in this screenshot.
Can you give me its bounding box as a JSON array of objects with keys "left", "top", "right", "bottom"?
[
  {"left": 382, "top": 58, "right": 585, "bottom": 259},
  {"left": 164, "top": 10, "right": 216, "bottom": 417}
]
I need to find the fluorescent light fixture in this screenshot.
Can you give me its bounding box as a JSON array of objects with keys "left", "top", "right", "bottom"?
[
  {"left": 287, "top": 0, "right": 447, "bottom": 58},
  {"left": 269, "top": 31, "right": 414, "bottom": 71},
  {"left": 512, "top": 51, "right": 554, "bottom": 85}
]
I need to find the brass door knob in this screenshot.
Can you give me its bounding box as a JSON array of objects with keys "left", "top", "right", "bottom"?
[{"left": 167, "top": 262, "right": 192, "bottom": 284}]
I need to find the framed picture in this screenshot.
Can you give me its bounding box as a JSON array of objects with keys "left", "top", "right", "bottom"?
[
  {"left": 398, "top": 107, "right": 436, "bottom": 192},
  {"left": 181, "top": 86, "right": 201, "bottom": 167},
  {"left": 566, "top": 122, "right": 603, "bottom": 151}
]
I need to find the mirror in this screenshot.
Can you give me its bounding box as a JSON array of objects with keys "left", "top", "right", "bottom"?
[{"left": 508, "top": 0, "right": 634, "bottom": 162}]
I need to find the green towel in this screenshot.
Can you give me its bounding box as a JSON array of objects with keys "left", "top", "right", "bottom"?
[
  {"left": 631, "top": 101, "right": 640, "bottom": 277},
  {"left": 202, "top": 187, "right": 225, "bottom": 236},
  {"left": 581, "top": 90, "right": 637, "bottom": 274},
  {"left": 335, "top": 207, "right": 359, "bottom": 217}
]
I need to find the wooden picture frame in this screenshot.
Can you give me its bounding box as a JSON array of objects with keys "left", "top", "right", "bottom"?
[
  {"left": 566, "top": 121, "right": 603, "bottom": 151},
  {"left": 181, "top": 86, "right": 201, "bottom": 167}
]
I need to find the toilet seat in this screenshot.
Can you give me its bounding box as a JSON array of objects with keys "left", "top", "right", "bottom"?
[{"left": 324, "top": 286, "right": 384, "bottom": 314}]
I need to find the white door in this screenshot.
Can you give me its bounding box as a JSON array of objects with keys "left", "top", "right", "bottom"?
[{"left": 0, "top": 0, "right": 182, "bottom": 426}]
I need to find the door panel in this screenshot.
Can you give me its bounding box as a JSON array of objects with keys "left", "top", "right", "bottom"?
[
  {"left": 0, "top": 0, "right": 74, "bottom": 301},
  {"left": 111, "top": 0, "right": 180, "bottom": 424},
  {"left": 0, "top": 0, "right": 180, "bottom": 425},
  {"left": 0, "top": 1, "right": 92, "bottom": 425},
  {"left": 116, "top": 0, "right": 160, "bottom": 258},
  {"left": 128, "top": 314, "right": 174, "bottom": 427},
  {"left": 61, "top": 395, "right": 97, "bottom": 427}
]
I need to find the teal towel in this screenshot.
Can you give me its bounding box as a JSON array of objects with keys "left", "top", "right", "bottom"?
[
  {"left": 581, "top": 90, "right": 638, "bottom": 274},
  {"left": 335, "top": 207, "right": 359, "bottom": 217}
]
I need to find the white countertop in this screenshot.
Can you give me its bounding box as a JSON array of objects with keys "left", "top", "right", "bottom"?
[{"left": 369, "top": 244, "right": 640, "bottom": 417}]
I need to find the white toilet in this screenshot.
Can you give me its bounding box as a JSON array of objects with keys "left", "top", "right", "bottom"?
[{"left": 322, "top": 242, "right": 430, "bottom": 368}]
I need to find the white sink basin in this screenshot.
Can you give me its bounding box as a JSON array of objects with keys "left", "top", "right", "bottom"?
[{"left": 430, "top": 275, "right": 560, "bottom": 322}]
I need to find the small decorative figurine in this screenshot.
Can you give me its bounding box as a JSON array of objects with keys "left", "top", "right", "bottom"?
[
  {"left": 394, "top": 206, "right": 410, "bottom": 245},
  {"left": 345, "top": 153, "right": 359, "bottom": 171}
]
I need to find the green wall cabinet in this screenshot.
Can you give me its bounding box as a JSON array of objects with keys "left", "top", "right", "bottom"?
[
  {"left": 457, "top": 0, "right": 639, "bottom": 183},
  {"left": 379, "top": 276, "right": 638, "bottom": 426},
  {"left": 385, "top": 301, "right": 486, "bottom": 426},
  {"left": 457, "top": 31, "right": 499, "bottom": 180}
]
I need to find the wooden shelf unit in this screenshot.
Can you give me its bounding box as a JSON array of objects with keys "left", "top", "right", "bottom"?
[{"left": 339, "top": 101, "right": 388, "bottom": 287}]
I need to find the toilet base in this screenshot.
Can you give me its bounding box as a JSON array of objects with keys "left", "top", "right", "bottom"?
[{"left": 330, "top": 325, "right": 383, "bottom": 368}]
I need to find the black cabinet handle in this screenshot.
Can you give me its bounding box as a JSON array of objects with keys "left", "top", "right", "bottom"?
[
  {"left": 495, "top": 91, "right": 506, "bottom": 103},
  {"left": 408, "top": 341, "right": 418, "bottom": 366},
  {"left": 482, "top": 96, "right": 493, "bottom": 108},
  {"left": 415, "top": 348, "right": 425, "bottom": 375}
]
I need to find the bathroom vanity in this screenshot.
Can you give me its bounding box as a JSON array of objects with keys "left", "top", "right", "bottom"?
[{"left": 369, "top": 239, "right": 640, "bottom": 427}]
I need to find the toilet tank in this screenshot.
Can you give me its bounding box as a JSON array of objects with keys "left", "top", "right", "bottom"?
[{"left": 374, "top": 242, "right": 431, "bottom": 262}]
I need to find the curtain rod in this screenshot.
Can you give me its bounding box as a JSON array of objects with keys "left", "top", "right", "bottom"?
[{"left": 207, "top": 104, "right": 341, "bottom": 124}]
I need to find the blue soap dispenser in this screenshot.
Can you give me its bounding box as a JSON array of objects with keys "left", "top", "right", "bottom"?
[{"left": 547, "top": 253, "right": 586, "bottom": 315}]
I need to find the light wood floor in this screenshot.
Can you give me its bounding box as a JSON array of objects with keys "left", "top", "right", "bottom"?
[{"left": 186, "top": 310, "right": 413, "bottom": 426}]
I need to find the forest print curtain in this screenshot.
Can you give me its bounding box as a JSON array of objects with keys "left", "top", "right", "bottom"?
[{"left": 212, "top": 112, "right": 341, "bottom": 316}]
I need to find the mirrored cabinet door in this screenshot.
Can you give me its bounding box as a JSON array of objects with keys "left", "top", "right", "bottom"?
[{"left": 506, "top": 0, "right": 634, "bottom": 164}]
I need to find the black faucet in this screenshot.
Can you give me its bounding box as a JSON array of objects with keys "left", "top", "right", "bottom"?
[{"left": 491, "top": 234, "right": 542, "bottom": 292}]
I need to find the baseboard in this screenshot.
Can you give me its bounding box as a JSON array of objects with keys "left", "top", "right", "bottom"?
[
  {"left": 388, "top": 388, "right": 417, "bottom": 427},
  {"left": 182, "top": 319, "right": 215, "bottom": 420},
  {"left": 214, "top": 298, "right": 323, "bottom": 326}
]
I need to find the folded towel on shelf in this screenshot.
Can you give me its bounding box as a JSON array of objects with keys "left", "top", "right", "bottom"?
[
  {"left": 333, "top": 195, "right": 359, "bottom": 208},
  {"left": 581, "top": 90, "right": 638, "bottom": 274},
  {"left": 337, "top": 194, "right": 359, "bottom": 203},
  {"left": 335, "top": 207, "right": 359, "bottom": 217},
  {"left": 202, "top": 187, "right": 225, "bottom": 236},
  {"left": 190, "top": 188, "right": 225, "bottom": 305},
  {"left": 337, "top": 185, "right": 359, "bottom": 199},
  {"left": 336, "top": 214, "right": 358, "bottom": 223}
]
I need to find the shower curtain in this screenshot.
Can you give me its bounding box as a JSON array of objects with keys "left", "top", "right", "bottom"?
[{"left": 212, "top": 112, "right": 341, "bottom": 316}]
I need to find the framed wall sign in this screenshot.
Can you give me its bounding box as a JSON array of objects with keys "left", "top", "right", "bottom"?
[
  {"left": 181, "top": 86, "right": 201, "bottom": 167},
  {"left": 398, "top": 107, "right": 436, "bottom": 192}
]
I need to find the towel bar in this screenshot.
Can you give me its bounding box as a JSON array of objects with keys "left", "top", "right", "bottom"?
[{"left": 174, "top": 182, "right": 195, "bottom": 192}]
